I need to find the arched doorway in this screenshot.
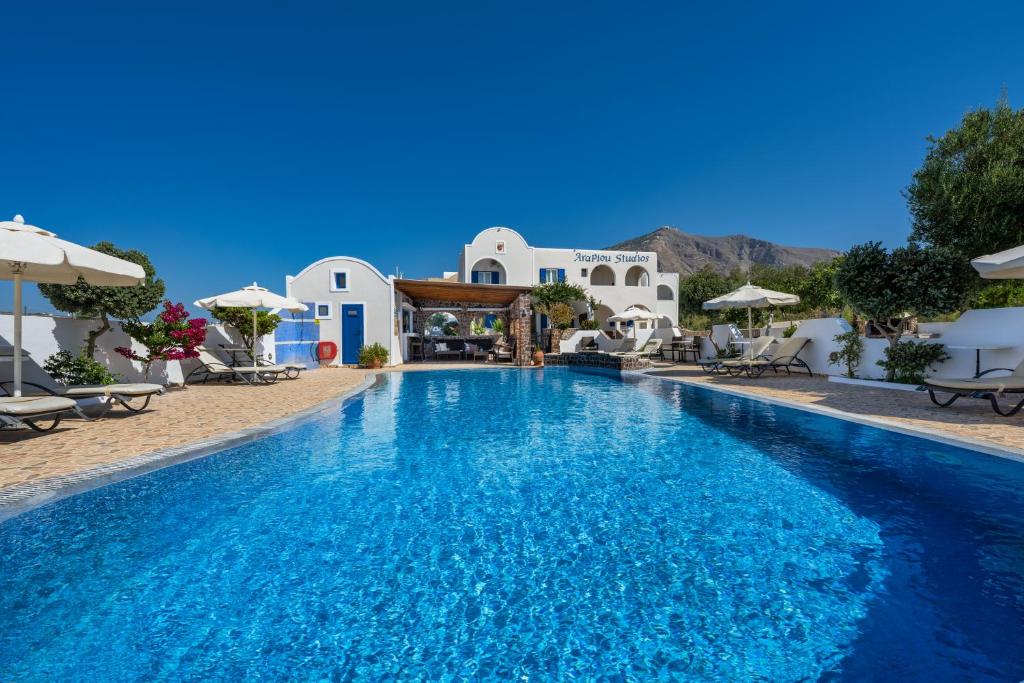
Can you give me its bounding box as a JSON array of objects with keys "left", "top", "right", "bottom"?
[
  {"left": 625, "top": 266, "right": 650, "bottom": 287},
  {"left": 469, "top": 259, "right": 507, "bottom": 285},
  {"left": 657, "top": 284, "right": 674, "bottom": 301},
  {"left": 590, "top": 265, "right": 615, "bottom": 286}
]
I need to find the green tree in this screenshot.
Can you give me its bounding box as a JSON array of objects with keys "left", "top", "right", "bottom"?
[
  {"left": 677, "top": 266, "right": 737, "bottom": 320},
  {"left": 797, "top": 257, "right": 844, "bottom": 314},
  {"left": 38, "top": 242, "right": 165, "bottom": 357},
  {"left": 906, "top": 97, "right": 1024, "bottom": 260},
  {"left": 834, "top": 242, "right": 973, "bottom": 380},
  {"left": 531, "top": 281, "right": 589, "bottom": 310},
  {"left": 209, "top": 307, "right": 282, "bottom": 349}
]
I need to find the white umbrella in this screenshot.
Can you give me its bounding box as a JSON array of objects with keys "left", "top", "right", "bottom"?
[
  {"left": 703, "top": 282, "right": 800, "bottom": 356},
  {"left": 195, "top": 283, "right": 307, "bottom": 366},
  {"left": 0, "top": 215, "right": 146, "bottom": 396},
  {"left": 971, "top": 244, "right": 1024, "bottom": 280},
  {"left": 608, "top": 306, "right": 660, "bottom": 338}
]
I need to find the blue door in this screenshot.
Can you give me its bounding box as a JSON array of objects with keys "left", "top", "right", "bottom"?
[{"left": 341, "top": 304, "right": 364, "bottom": 364}]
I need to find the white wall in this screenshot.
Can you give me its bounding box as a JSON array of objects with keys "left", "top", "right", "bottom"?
[
  {"left": 0, "top": 313, "right": 187, "bottom": 386},
  {"left": 285, "top": 256, "right": 399, "bottom": 366}
]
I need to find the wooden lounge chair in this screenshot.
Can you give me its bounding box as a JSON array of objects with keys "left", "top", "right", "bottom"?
[
  {"left": 720, "top": 336, "right": 812, "bottom": 377},
  {"left": 0, "top": 396, "right": 77, "bottom": 432},
  {"left": 185, "top": 348, "right": 289, "bottom": 385},
  {"left": 921, "top": 360, "right": 1024, "bottom": 416}
]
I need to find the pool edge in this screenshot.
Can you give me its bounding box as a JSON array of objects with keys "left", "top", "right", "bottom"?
[
  {"left": 0, "top": 373, "right": 383, "bottom": 523},
  {"left": 636, "top": 369, "right": 1024, "bottom": 464}
]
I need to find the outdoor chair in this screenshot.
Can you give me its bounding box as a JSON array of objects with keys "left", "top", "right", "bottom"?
[
  {"left": 432, "top": 341, "right": 463, "bottom": 361},
  {"left": 615, "top": 338, "right": 662, "bottom": 358},
  {"left": 185, "top": 347, "right": 289, "bottom": 385},
  {"left": 921, "top": 358, "right": 1024, "bottom": 416},
  {"left": 492, "top": 340, "right": 515, "bottom": 363},
  {"left": 465, "top": 342, "right": 488, "bottom": 362},
  {"left": 606, "top": 338, "right": 637, "bottom": 355},
  {"left": 720, "top": 336, "right": 812, "bottom": 378},
  {"left": 696, "top": 335, "right": 741, "bottom": 374},
  {"left": 0, "top": 395, "right": 78, "bottom": 432},
  {"left": 218, "top": 344, "right": 304, "bottom": 379}
]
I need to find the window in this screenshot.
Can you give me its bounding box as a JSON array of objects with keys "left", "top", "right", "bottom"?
[
  {"left": 539, "top": 268, "right": 564, "bottom": 284},
  {"left": 330, "top": 269, "right": 349, "bottom": 292},
  {"left": 580, "top": 268, "right": 588, "bottom": 277},
  {"left": 314, "top": 302, "right": 332, "bottom": 320},
  {"left": 495, "top": 240, "right": 506, "bottom": 254},
  {"left": 402, "top": 310, "right": 413, "bottom": 333},
  {"left": 472, "top": 270, "right": 497, "bottom": 284}
]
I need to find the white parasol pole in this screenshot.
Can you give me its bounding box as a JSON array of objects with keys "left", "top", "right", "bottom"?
[
  {"left": 747, "top": 306, "right": 753, "bottom": 358},
  {"left": 13, "top": 271, "right": 22, "bottom": 397},
  {"left": 252, "top": 307, "right": 258, "bottom": 365}
]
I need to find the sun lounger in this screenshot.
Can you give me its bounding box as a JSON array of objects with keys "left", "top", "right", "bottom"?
[
  {"left": 921, "top": 361, "right": 1024, "bottom": 416},
  {"left": 720, "top": 336, "right": 812, "bottom": 377},
  {"left": 614, "top": 338, "right": 662, "bottom": 358},
  {"left": 185, "top": 348, "right": 289, "bottom": 385},
  {"left": 699, "top": 336, "right": 772, "bottom": 374},
  {"left": 1, "top": 381, "right": 165, "bottom": 418},
  {"left": 218, "top": 344, "right": 304, "bottom": 379},
  {"left": 696, "top": 334, "right": 741, "bottom": 374},
  {"left": 0, "top": 396, "right": 77, "bottom": 432},
  {"left": 606, "top": 338, "right": 637, "bottom": 355}
]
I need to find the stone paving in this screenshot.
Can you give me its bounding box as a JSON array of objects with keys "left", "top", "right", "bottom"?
[
  {"left": 3, "top": 360, "right": 1022, "bottom": 497},
  {"left": 644, "top": 364, "right": 1024, "bottom": 455}
]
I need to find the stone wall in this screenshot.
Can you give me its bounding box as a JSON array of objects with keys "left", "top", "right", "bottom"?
[
  {"left": 541, "top": 327, "right": 578, "bottom": 353},
  {"left": 544, "top": 351, "right": 651, "bottom": 372},
  {"left": 509, "top": 293, "right": 533, "bottom": 366}
]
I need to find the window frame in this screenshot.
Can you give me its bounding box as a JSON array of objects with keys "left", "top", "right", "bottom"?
[
  {"left": 329, "top": 268, "right": 350, "bottom": 292},
  {"left": 314, "top": 301, "right": 333, "bottom": 320}
]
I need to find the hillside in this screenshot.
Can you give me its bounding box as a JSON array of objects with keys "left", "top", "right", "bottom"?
[{"left": 607, "top": 226, "right": 839, "bottom": 275}]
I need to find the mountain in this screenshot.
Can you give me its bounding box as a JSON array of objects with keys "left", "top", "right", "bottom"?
[{"left": 607, "top": 226, "right": 839, "bottom": 276}]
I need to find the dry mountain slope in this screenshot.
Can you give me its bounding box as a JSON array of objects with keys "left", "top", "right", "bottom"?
[{"left": 608, "top": 226, "right": 838, "bottom": 276}]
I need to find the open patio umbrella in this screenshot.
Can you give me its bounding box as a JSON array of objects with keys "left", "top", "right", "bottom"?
[
  {"left": 608, "top": 306, "right": 660, "bottom": 337},
  {"left": 971, "top": 244, "right": 1024, "bottom": 280},
  {"left": 703, "top": 282, "right": 800, "bottom": 356},
  {"left": 195, "top": 283, "right": 307, "bottom": 366},
  {"left": 0, "top": 215, "right": 146, "bottom": 397}
]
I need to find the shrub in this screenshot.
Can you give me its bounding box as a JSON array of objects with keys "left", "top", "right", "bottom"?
[
  {"left": 358, "top": 342, "right": 389, "bottom": 367},
  {"left": 828, "top": 330, "right": 864, "bottom": 378},
  {"left": 43, "top": 350, "right": 118, "bottom": 386},
  {"left": 117, "top": 301, "right": 207, "bottom": 379},
  {"left": 491, "top": 318, "right": 505, "bottom": 336},
  {"left": 782, "top": 323, "right": 798, "bottom": 338},
  {"left": 209, "top": 307, "right": 281, "bottom": 349},
  {"left": 545, "top": 302, "right": 576, "bottom": 330},
  {"left": 579, "top": 318, "right": 601, "bottom": 331},
  {"left": 877, "top": 341, "right": 949, "bottom": 384}
]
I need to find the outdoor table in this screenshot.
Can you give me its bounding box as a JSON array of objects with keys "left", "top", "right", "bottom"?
[{"left": 945, "top": 344, "right": 1014, "bottom": 378}]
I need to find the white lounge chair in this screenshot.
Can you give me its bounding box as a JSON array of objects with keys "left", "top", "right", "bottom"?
[
  {"left": 922, "top": 358, "right": 1024, "bottom": 416},
  {"left": 0, "top": 396, "right": 77, "bottom": 432},
  {"left": 719, "top": 336, "right": 812, "bottom": 377}
]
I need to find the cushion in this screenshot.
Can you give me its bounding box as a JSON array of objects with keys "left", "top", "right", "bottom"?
[
  {"left": 63, "top": 383, "right": 165, "bottom": 398},
  {"left": 435, "top": 343, "right": 448, "bottom": 352},
  {"left": 0, "top": 396, "right": 77, "bottom": 416}
]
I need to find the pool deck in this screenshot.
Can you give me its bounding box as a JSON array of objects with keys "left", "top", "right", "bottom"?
[{"left": 2, "top": 362, "right": 1023, "bottom": 511}]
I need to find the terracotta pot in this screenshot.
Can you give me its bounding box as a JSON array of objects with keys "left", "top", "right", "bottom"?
[
  {"left": 532, "top": 350, "right": 544, "bottom": 366},
  {"left": 371, "top": 359, "right": 382, "bottom": 369}
]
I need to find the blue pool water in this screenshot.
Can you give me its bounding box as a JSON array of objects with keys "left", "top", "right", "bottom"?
[{"left": 1, "top": 368, "right": 1023, "bottom": 681}]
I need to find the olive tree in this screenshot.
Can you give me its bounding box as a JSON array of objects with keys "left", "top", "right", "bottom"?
[
  {"left": 209, "top": 307, "right": 282, "bottom": 349},
  {"left": 38, "top": 242, "right": 165, "bottom": 357},
  {"left": 906, "top": 97, "right": 1024, "bottom": 260},
  {"left": 834, "top": 242, "right": 973, "bottom": 380}
]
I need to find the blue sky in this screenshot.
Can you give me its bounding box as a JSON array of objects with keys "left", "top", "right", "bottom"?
[{"left": 2, "top": 1, "right": 1022, "bottom": 316}]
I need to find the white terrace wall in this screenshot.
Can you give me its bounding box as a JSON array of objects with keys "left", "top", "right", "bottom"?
[
  {"left": 0, "top": 313, "right": 274, "bottom": 387},
  {"left": 706, "top": 307, "right": 1024, "bottom": 380}
]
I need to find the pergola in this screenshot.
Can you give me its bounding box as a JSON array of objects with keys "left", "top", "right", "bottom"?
[{"left": 393, "top": 279, "right": 534, "bottom": 365}]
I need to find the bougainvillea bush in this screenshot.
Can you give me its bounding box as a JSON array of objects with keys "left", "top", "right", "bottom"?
[{"left": 116, "top": 301, "right": 207, "bottom": 379}]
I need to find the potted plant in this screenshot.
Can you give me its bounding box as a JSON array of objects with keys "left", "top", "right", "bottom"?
[{"left": 358, "top": 342, "right": 390, "bottom": 369}]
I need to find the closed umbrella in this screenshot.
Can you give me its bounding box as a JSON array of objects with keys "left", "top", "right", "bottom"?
[
  {"left": 971, "top": 244, "right": 1024, "bottom": 279},
  {"left": 703, "top": 282, "right": 800, "bottom": 357},
  {"left": 195, "top": 283, "right": 307, "bottom": 366},
  {"left": 0, "top": 215, "right": 146, "bottom": 396}
]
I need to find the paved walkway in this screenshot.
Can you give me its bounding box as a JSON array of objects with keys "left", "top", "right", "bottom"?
[
  {"left": 3, "top": 361, "right": 1022, "bottom": 497},
  {"left": 644, "top": 364, "right": 1024, "bottom": 455}
]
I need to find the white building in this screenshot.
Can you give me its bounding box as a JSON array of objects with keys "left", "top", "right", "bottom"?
[
  {"left": 458, "top": 226, "right": 679, "bottom": 329},
  {"left": 282, "top": 226, "right": 681, "bottom": 367}
]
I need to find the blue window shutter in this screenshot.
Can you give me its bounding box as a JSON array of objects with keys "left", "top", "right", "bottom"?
[
  {"left": 492, "top": 271, "right": 500, "bottom": 284},
  {"left": 539, "top": 268, "right": 545, "bottom": 283},
  {"left": 557, "top": 268, "right": 565, "bottom": 282},
  {"left": 541, "top": 314, "right": 549, "bottom": 329},
  {"left": 471, "top": 271, "right": 479, "bottom": 283}
]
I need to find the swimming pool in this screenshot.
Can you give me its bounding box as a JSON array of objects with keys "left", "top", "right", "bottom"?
[{"left": 1, "top": 368, "right": 1022, "bottom": 680}]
